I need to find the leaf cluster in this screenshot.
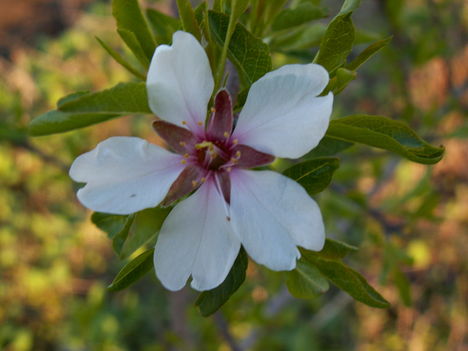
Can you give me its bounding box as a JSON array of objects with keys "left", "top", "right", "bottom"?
[{"left": 26, "top": 0, "right": 446, "bottom": 316}]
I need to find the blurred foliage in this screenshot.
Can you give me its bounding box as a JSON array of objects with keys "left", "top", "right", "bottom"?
[{"left": 0, "top": 0, "right": 467, "bottom": 350}]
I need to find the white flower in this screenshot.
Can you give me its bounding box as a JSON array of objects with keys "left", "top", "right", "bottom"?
[{"left": 70, "top": 31, "right": 334, "bottom": 291}]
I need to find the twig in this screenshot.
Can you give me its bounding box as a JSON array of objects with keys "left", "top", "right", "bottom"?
[{"left": 213, "top": 312, "right": 244, "bottom": 351}]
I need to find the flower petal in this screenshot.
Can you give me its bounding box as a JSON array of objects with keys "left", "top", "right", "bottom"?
[
  {"left": 154, "top": 179, "right": 240, "bottom": 291},
  {"left": 230, "top": 170, "right": 325, "bottom": 271},
  {"left": 233, "top": 64, "right": 333, "bottom": 159},
  {"left": 147, "top": 31, "right": 214, "bottom": 133},
  {"left": 70, "top": 137, "right": 184, "bottom": 215}
]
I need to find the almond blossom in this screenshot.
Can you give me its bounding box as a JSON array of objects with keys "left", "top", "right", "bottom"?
[{"left": 70, "top": 31, "right": 334, "bottom": 291}]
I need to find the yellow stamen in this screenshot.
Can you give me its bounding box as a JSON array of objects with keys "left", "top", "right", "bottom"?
[
  {"left": 211, "top": 107, "right": 216, "bottom": 113},
  {"left": 233, "top": 139, "right": 238, "bottom": 145},
  {"left": 197, "top": 121, "right": 203, "bottom": 126},
  {"left": 179, "top": 141, "right": 186, "bottom": 146},
  {"left": 223, "top": 132, "right": 229, "bottom": 138},
  {"left": 201, "top": 177, "right": 207, "bottom": 183},
  {"left": 235, "top": 151, "right": 241, "bottom": 158},
  {"left": 180, "top": 159, "right": 187, "bottom": 165},
  {"left": 226, "top": 167, "right": 232, "bottom": 172},
  {"left": 183, "top": 153, "right": 190, "bottom": 158},
  {"left": 192, "top": 180, "right": 198, "bottom": 187},
  {"left": 182, "top": 120, "right": 187, "bottom": 125},
  {"left": 195, "top": 141, "right": 214, "bottom": 149}
]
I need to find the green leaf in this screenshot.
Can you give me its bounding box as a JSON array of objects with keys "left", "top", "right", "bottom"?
[
  {"left": 176, "top": 0, "right": 202, "bottom": 40},
  {"left": 28, "top": 110, "right": 120, "bottom": 136},
  {"left": 96, "top": 37, "right": 146, "bottom": 79},
  {"left": 91, "top": 212, "right": 129, "bottom": 239},
  {"left": 108, "top": 249, "right": 154, "bottom": 291},
  {"left": 226, "top": 0, "right": 250, "bottom": 23},
  {"left": 305, "top": 255, "right": 390, "bottom": 308},
  {"left": 283, "top": 157, "right": 339, "bottom": 195},
  {"left": 112, "top": 0, "right": 156, "bottom": 60},
  {"left": 146, "top": 9, "right": 181, "bottom": 45},
  {"left": 305, "top": 136, "right": 353, "bottom": 158},
  {"left": 327, "top": 115, "right": 445, "bottom": 164},
  {"left": 119, "top": 207, "right": 171, "bottom": 259},
  {"left": 58, "top": 82, "right": 151, "bottom": 114},
  {"left": 209, "top": 10, "right": 272, "bottom": 86},
  {"left": 270, "top": 23, "right": 326, "bottom": 51},
  {"left": 286, "top": 260, "right": 329, "bottom": 298},
  {"left": 272, "top": 3, "right": 327, "bottom": 31},
  {"left": 339, "top": 0, "right": 361, "bottom": 14},
  {"left": 302, "top": 238, "right": 358, "bottom": 260},
  {"left": 194, "top": 1, "right": 207, "bottom": 24},
  {"left": 314, "top": 12, "right": 355, "bottom": 73},
  {"left": 196, "top": 248, "right": 248, "bottom": 316},
  {"left": 29, "top": 82, "right": 151, "bottom": 136},
  {"left": 346, "top": 36, "right": 392, "bottom": 71},
  {"left": 91, "top": 208, "right": 169, "bottom": 258},
  {"left": 324, "top": 67, "right": 356, "bottom": 95},
  {"left": 320, "top": 238, "right": 358, "bottom": 259},
  {"left": 112, "top": 214, "right": 136, "bottom": 255},
  {"left": 392, "top": 267, "right": 412, "bottom": 306},
  {"left": 117, "top": 28, "right": 150, "bottom": 67},
  {"left": 57, "top": 91, "right": 90, "bottom": 107}
]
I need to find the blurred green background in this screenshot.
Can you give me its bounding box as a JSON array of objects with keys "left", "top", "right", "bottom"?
[{"left": 0, "top": 0, "right": 467, "bottom": 350}]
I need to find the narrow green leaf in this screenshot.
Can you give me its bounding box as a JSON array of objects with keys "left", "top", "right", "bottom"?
[
  {"left": 305, "top": 136, "right": 353, "bottom": 158},
  {"left": 392, "top": 267, "right": 412, "bottom": 306},
  {"left": 270, "top": 23, "right": 326, "bottom": 52},
  {"left": 108, "top": 249, "right": 154, "bottom": 291},
  {"left": 272, "top": 3, "right": 328, "bottom": 31},
  {"left": 146, "top": 9, "right": 181, "bottom": 45},
  {"left": 320, "top": 238, "right": 358, "bottom": 259},
  {"left": 117, "top": 28, "right": 150, "bottom": 67},
  {"left": 57, "top": 91, "right": 89, "bottom": 107},
  {"left": 227, "top": 0, "right": 250, "bottom": 23},
  {"left": 58, "top": 82, "right": 151, "bottom": 114},
  {"left": 112, "top": 0, "right": 156, "bottom": 59},
  {"left": 302, "top": 238, "right": 358, "bottom": 260},
  {"left": 323, "top": 67, "right": 356, "bottom": 95},
  {"left": 339, "top": 0, "right": 361, "bottom": 14},
  {"left": 306, "top": 255, "right": 390, "bottom": 308},
  {"left": 96, "top": 37, "right": 146, "bottom": 79},
  {"left": 194, "top": 1, "right": 207, "bottom": 24},
  {"left": 327, "top": 115, "right": 445, "bottom": 164},
  {"left": 209, "top": 10, "right": 272, "bottom": 86},
  {"left": 176, "top": 0, "right": 202, "bottom": 40},
  {"left": 113, "top": 214, "right": 135, "bottom": 255},
  {"left": 196, "top": 248, "right": 248, "bottom": 316},
  {"left": 286, "top": 260, "right": 329, "bottom": 299},
  {"left": 28, "top": 110, "right": 120, "bottom": 136},
  {"left": 314, "top": 13, "right": 355, "bottom": 73},
  {"left": 346, "top": 36, "right": 392, "bottom": 71},
  {"left": 91, "top": 212, "right": 128, "bottom": 239},
  {"left": 29, "top": 82, "right": 151, "bottom": 136},
  {"left": 120, "top": 207, "right": 171, "bottom": 259},
  {"left": 283, "top": 157, "right": 339, "bottom": 195}
]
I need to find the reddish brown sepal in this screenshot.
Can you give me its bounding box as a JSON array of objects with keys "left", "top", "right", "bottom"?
[
  {"left": 234, "top": 144, "right": 275, "bottom": 168},
  {"left": 216, "top": 170, "right": 231, "bottom": 204},
  {"left": 153, "top": 120, "right": 197, "bottom": 154},
  {"left": 207, "top": 90, "right": 233, "bottom": 140},
  {"left": 161, "top": 165, "right": 207, "bottom": 206}
]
